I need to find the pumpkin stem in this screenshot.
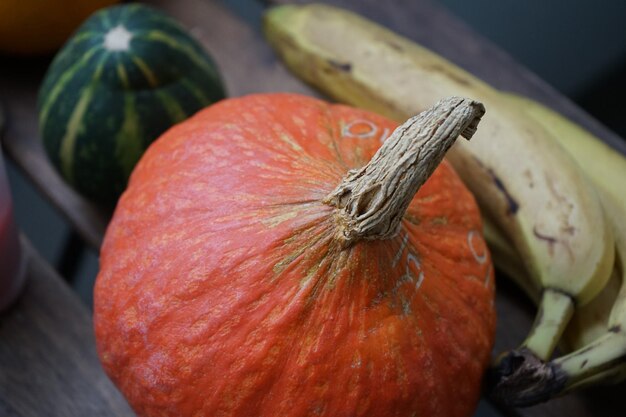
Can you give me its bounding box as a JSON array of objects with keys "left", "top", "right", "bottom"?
[{"left": 324, "top": 96, "right": 485, "bottom": 246}]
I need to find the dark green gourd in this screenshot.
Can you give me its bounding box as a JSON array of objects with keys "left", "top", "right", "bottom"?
[{"left": 38, "top": 3, "right": 226, "bottom": 205}]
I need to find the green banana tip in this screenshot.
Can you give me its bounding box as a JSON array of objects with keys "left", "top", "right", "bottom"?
[{"left": 486, "top": 348, "right": 568, "bottom": 407}]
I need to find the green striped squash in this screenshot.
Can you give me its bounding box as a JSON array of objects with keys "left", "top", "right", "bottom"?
[{"left": 38, "top": 3, "right": 226, "bottom": 205}]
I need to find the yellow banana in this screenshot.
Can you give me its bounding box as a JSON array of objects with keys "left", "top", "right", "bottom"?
[
  {"left": 552, "top": 192, "right": 626, "bottom": 394},
  {"left": 562, "top": 268, "right": 620, "bottom": 352},
  {"left": 488, "top": 93, "right": 626, "bottom": 405},
  {"left": 484, "top": 212, "right": 617, "bottom": 352},
  {"left": 476, "top": 90, "right": 626, "bottom": 356},
  {"left": 492, "top": 189, "right": 626, "bottom": 406},
  {"left": 485, "top": 188, "right": 621, "bottom": 356},
  {"left": 501, "top": 93, "right": 626, "bottom": 215},
  {"left": 263, "top": 3, "right": 614, "bottom": 368},
  {"left": 502, "top": 91, "right": 626, "bottom": 354}
]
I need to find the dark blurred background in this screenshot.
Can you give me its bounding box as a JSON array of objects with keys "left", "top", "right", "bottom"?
[
  {"left": 441, "top": 0, "right": 626, "bottom": 135},
  {"left": 5, "top": 0, "right": 626, "bottom": 312}
]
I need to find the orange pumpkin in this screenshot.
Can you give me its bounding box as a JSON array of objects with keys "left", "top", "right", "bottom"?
[{"left": 94, "top": 94, "right": 495, "bottom": 417}]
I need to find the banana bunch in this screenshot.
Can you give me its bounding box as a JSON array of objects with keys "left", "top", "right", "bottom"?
[
  {"left": 262, "top": 3, "right": 626, "bottom": 407},
  {"left": 486, "top": 95, "right": 626, "bottom": 405}
]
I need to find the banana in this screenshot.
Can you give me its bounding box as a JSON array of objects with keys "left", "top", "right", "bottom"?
[
  {"left": 501, "top": 93, "right": 626, "bottom": 215},
  {"left": 555, "top": 233, "right": 626, "bottom": 392},
  {"left": 484, "top": 211, "right": 617, "bottom": 352},
  {"left": 491, "top": 189, "right": 626, "bottom": 406},
  {"left": 263, "top": 3, "right": 615, "bottom": 367},
  {"left": 562, "top": 268, "right": 620, "bottom": 352},
  {"left": 483, "top": 212, "right": 606, "bottom": 352},
  {"left": 487, "top": 93, "right": 626, "bottom": 405},
  {"left": 501, "top": 92, "right": 626, "bottom": 354},
  {"left": 464, "top": 91, "right": 626, "bottom": 356}
]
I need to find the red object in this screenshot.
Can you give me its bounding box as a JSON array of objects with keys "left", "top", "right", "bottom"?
[{"left": 94, "top": 94, "right": 496, "bottom": 417}]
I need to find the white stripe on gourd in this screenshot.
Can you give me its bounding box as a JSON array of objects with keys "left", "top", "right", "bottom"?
[
  {"left": 58, "top": 57, "right": 108, "bottom": 183},
  {"left": 39, "top": 47, "right": 102, "bottom": 131}
]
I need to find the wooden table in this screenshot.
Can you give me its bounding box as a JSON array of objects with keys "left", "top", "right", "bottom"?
[
  {"left": 0, "top": 238, "right": 134, "bottom": 417},
  {"left": 1, "top": 0, "right": 625, "bottom": 416}
]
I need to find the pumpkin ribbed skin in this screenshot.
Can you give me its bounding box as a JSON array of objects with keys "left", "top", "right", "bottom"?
[
  {"left": 38, "top": 3, "right": 225, "bottom": 204},
  {"left": 94, "top": 94, "right": 495, "bottom": 417}
]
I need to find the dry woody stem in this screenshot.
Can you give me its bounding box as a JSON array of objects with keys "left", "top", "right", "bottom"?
[{"left": 324, "top": 96, "right": 485, "bottom": 246}]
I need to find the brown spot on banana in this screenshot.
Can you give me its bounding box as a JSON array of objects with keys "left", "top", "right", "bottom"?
[
  {"left": 523, "top": 168, "right": 535, "bottom": 188},
  {"left": 470, "top": 156, "right": 520, "bottom": 216},
  {"left": 327, "top": 59, "right": 352, "bottom": 72},
  {"left": 532, "top": 226, "right": 575, "bottom": 260},
  {"left": 419, "top": 62, "right": 473, "bottom": 87},
  {"left": 532, "top": 226, "right": 558, "bottom": 256},
  {"left": 382, "top": 39, "right": 403, "bottom": 52},
  {"left": 561, "top": 225, "right": 576, "bottom": 235},
  {"left": 488, "top": 168, "right": 520, "bottom": 215},
  {"left": 543, "top": 172, "right": 577, "bottom": 236}
]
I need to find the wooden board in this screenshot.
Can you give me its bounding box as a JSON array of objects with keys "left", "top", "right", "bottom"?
[{"left": 0, "top": 237, "right": 134, "bottom": 417}]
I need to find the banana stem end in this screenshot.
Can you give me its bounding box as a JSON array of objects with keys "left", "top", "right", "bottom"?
[{"left": 486, "top": 348, "right": 568, "bottom": 407}]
